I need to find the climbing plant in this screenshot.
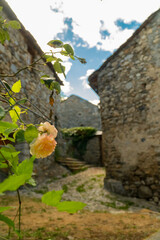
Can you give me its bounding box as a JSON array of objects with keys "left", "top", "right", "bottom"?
[
  {"left": 61, "top": 127, "right": 97, "bottom": 157},
  {"left": 0, "top": 6, "right": 86, "bottom": 239}
]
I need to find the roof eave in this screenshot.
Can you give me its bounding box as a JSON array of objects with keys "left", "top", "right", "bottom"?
[{"left": 0, "top": 0, "right": 63, "bottom": 85}]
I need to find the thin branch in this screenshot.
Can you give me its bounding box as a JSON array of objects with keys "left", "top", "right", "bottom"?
[
  {"left": 16, "top": 189, "right": 21, "bottom": 239},
  {"left": 0, "top": 235, "right": 8, "bottom": 240},
  {"left": 0, "top": 79, "right": 51, "bottom": 123},
  {"left": 27, "top": 99, "right": 52, "bottom": 123},
  {"left": 0, "top": 54, "right": 45, "bottom": 78}
]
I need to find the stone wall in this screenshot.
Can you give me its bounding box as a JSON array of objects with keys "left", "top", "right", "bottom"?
[
  {"left": 0, "top": 14, "right": 58, "bottom": 125},
  {"left": 57, "top": 95, "right": 101, "bottom": 130},
  {"left": 56, "top": 95, "right": 102, "bottom": 166},
  {"left": 0, "top": 3, "right": 62, "bottom": 180},
  {"left": 57, "top": 131, "right": 102, "bottom": 166},
  {"left": 93, "top": 10, "right": 160, "bottom": 202}
]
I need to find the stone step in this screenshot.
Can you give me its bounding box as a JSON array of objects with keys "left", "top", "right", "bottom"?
[{"left": 57, "top": 157, "right": 92, "bottom": 172}]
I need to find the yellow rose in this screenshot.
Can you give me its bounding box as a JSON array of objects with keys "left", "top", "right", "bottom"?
[
  {"left": 38, "top": 122, "right": 57, "bottom": 138},
  {"left": 30, "top": 133, "right": 57, "bottom": 158}
]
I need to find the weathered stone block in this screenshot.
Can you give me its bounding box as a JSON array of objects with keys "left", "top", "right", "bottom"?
[
  {"left": 138, "top": 186, "right": 153, "bottom": 199},
  {"left": 104, "top": 178, "right": 126, "bottom": 195}
]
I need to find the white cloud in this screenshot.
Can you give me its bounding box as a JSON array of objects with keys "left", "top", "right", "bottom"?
[
  {"left": 89, "top": 99, "right": 100, "bottom": 106},
  {"left": 65, "top": 0, "right": 160, "bottom": 52},
  {"left": 79, "top": 69, "right": 95, "bottom": 89},
  {"left": 57, "top": 61, "right": 73, "bottom": 94},
  {"left": 61, "top": 79, "right": 73, "bottom": 94},
  {"left": 6, "top": 0, "right": 160, "bottom": 54}
]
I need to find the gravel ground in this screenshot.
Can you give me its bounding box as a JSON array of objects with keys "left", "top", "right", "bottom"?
[{"left": 22, "top": 167, "right": 160, "bottom": 214}]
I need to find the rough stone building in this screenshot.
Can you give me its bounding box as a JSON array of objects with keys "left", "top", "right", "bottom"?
[
  {"left": 56, "top": 95, "right": 102, "bottom": 166},
  {"left": 58, "top": 95, "right": 101, "bottom": 130},
  {"left": 89, "top": 9, "right": 160, "bottom": 202},
  {"left": 0, "top": 0, "right": 68, "bottom": 181},
  {"left": 0, "top": 0, "right": 62, "bottom": 125}
]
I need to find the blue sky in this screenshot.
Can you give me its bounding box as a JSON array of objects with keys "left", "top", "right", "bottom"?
[{"left": 6, "top": 0, "right": 160, "bottom": 104}]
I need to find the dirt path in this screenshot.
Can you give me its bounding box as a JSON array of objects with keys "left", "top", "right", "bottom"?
[{"left": 1, "top": 167, "right": 160, "bottom": 240}]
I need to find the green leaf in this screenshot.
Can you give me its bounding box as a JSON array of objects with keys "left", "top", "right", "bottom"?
[
  {"left": 60, "top": 50, "right": 69, "bottom": 56},
  {"left": 57, "top": 201, "right": 86, "bottom": 213},
  {"left": 0, "top": 162, "right": 8, "bottom": 168},
  {"left": 40, "top": 74, "right": 50, "bottom": 78},
  {"left": 40, "top": 78, "right": 61, "bottom": 94},
  {"left": 0, "top": 28, "right": 10, "bottom": 44},
  {"left": 0, "top": 206, "right": 12, "bottom": 213},
  {"left": 52, "top": 81, "right": 61, "bottom": 94},
  {"left": 53, "top": 61, "right": 66, "bottom": 78},
  {"left": 0, "top": 121, "right": 18, "bottom": 136},
  {"left": 17, "top": 98, "right": 27, "bottom": 104},
  {"left": 9, "top": 97, "right": 16, "bottom": 106},
  {"left": 16, "top": 156, "right": 35, "bottom": 178},
  {"left": 11, "top": 80, "right": 21, "bottom": 93},
  {"left": 2, "top": 80, "right": 12, "bottom": 91},
  {"left": 24, "top": 125, "right": 38, "bottom": 143},
  {"left": 5, "top": 20, "right": 21, "bottom": 29},
  {"left": 0, "top": 144, "right": 20, "bottom": 170},
  {"left": 70, "top": 55, "right": 75, "bottom": 60},
  {"left": 0, "top": 106, "right": 5, "bottom": 120},
  {"left": 15, "top": 129, "right": 25, "bottom": 142},
  {"left": 9, "top": 105, "right": 21, "bottom": 123},
  {"left": 27, "top": 177, "right": 36, "bottom": 186},
  {"left": 0, "top": 174, "right": 29, "bottom": 193},
  {"left": 0, "top": 213, "right": 15, "bottom": 229},
  {"left": 46, "top": 56, "right": 57, "bottom": 63},
  {"left": 0, "top": 146, "right": 20, "bottom": 161},
  {"left": 0, "top": 6, "right": 3, "bottom": 11},
  {"left": 47, "top": 40, "right": 63, "bottom": 48},
  {"left": 42, "top": 190, "right": 64, "bottom": 207},
  {"left": 63, "top": 44, "right": 74, "bottom": 55}
]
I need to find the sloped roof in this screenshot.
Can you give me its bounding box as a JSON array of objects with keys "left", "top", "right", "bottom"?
[
  {"left": 0, "top": 0, "right": 63, "bottom": 85},
  {"left": 61, "top": 94, "right": 97, "bottom": 107},
  {"left": 88, "top": 8, "right": 160, "bottom": 94}
]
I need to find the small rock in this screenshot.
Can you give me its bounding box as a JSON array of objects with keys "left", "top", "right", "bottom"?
[
  {"left": 138, "top": 186, "right": 153, "bottom": 199},
  {"left": 153, "top": 197, "right": 159, "bottom": 203}
]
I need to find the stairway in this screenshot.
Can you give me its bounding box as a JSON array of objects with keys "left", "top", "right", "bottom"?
[{"left": 57, "top": 157, "right": 93, "bottom": 172}]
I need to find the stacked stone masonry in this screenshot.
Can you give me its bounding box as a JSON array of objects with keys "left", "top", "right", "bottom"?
[
  {"left": 58, "top": 95, "right": 101, "bottom": 130},
  {"left": 89, "top": 9, "right": 160, "bottom": 203},
  {"left": 56, "top": 95, "right": 102, "bottom": 165},
  {"left": 0, "top": 13, "right": 58, "bottom": 125},
  {"left": 0, "top": 3, "right": 61, "bottom": 180}
]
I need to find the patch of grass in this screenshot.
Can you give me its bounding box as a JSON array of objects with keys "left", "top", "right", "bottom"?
[
  {"left": 88, "top": 185, "right": 94, "bottom": 190},
  {"left": 31, "top": 197, "right": 41, "bottom": 203},
  {"left": 101, "top": 200, "right": 134, "bottom": 210},
  {"left": 34, "top": 187, "right": 48, "bottom": 194},
  {"left": 22, "top": 226, "right": 71, "bottom": 240},
  {"left": 62, "top": 173, "right": 69, "bottom": 178},
  {"left": 46, "top": 177, "right": 59, "bottom": 183},
  {"left": 90, "top": 177, "right": 97, "bottom": 181},
  {"left": 41, "top": 208, "right": 47, "bottom": 213},
  {"left": 76, "top": 184, "right": 86, "bottom": 193},
  {"left": 96, "top": 174, "right": 105, "bottom": 178},
  {"left": 62, "top": 184, "right": 68, "bottom": 193},
  {"left": 69, "top": 179, "right": 78, "bottom": 187}
]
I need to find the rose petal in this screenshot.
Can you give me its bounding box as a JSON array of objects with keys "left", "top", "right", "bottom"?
[{"left": 30, "top": 133, "right": 57, "bottom": 158}]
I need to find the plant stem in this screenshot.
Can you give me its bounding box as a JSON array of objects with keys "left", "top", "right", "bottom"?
[
  {"left": 0, "top": 78, "right": 52, "bottom": 123},
  {"left": 0, "top": 54, "right": 45, "bottom": 78},
  {"left": 17, "top": 189, "right": 22, "bottom": 239},
  {"left": 27, "top": 99, "right": 52, "bottom": 123},
  {"left": 0, "top": 235, "right": 8, "bottom": 240}
]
